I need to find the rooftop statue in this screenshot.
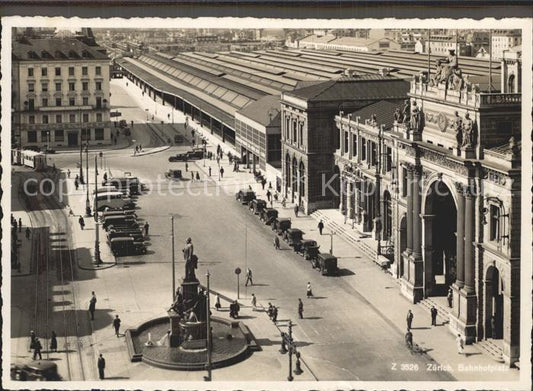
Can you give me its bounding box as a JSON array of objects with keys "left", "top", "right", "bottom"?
[{"left": 430, "top": 49, "right": 458, "bottom": 87}]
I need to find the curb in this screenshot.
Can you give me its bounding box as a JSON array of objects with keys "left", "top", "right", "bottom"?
[
  {"left": 77, "top": 260, "right": 117, "bottom": 271},
  {"left": 130, "top": 145, "right": 171, "bottom": 157}
]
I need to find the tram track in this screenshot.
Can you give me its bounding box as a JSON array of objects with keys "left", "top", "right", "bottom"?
[{"left": 20, "top": 170, "right": 88, "bottom": 381}]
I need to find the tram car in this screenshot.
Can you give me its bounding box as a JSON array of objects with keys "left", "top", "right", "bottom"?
[{"left": 14, "top": 149, "right": 48, "bottom": 171}]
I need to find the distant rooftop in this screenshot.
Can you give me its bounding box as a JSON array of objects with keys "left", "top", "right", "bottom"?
[
  {"left": 12, "top": 37, "right": 109, "bottom": 61},
  {"left": 348, "top": 100, "right": 402, "bottom": 128},
  {"left": 236, "top": 94, "right": 281, "bottom": 127}
]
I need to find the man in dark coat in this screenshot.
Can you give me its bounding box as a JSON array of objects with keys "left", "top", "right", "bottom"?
[
  {"left": 32, "top": 338, "right": 42, "bottom": 360},
  {"left": 97, "top": 354, "right": 106, "bottom": 379},
  {"left": 406, "top": 309, "right": 414, "bottom": 330},
  {"left": 318, "top": 220, "right": 324, "bottom": 235},
  {"left": 431, "top": 306, "right": 438, "bottom": 326},
  {"left": 18, "top": 218, "right": 22, "bottom": 233},
  {"left": 89, "top": 291, "right": 97, "bottom": 320},
  {"left": 298, "top": 299, "right": 304, "bottom": 319},
  {"left": 113, "top": 315, "right": 121, "bottom": 337}
]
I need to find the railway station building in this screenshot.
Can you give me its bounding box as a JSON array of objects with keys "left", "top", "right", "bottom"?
[
  {"left": 333, "top": 48, "right": 522, "bottom": 366},
  {"left": 12, "top": 36, "right": 112, "bottom": 148}
]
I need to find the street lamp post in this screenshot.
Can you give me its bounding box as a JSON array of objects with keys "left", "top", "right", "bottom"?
[
  {"left": 79, "top": 140, "right": 84, "bottom": 184},
  {"left": 94, "top": 155, "right": 102, "bottom": 265},
  {"left": 85, "top": 142, "right": 91, "bottom": 216},
  {"left": 205, "top": 270, "right": 212, "bottom": 381}
]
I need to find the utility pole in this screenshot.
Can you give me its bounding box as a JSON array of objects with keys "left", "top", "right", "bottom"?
[
  {"left": 205, "top": 270, "right": 212, "bottom": 381},
  {"left": 287, "top": 321, "right": 294, "bottom": 381},
  {"left": 94, "top": 155, "right": 101, "bottom": 265},
  {"left": 171, "top": 215, "right": 175, "bottom": 302},
  {"left": 79, "top": 138, "right": 84, "bottom": 183},
  {"left": 85, "top": 142, "right": 91, "bottom": 216}
]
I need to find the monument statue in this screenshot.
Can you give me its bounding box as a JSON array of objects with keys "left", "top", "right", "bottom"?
[
  {"left": 182, "top": 237, "right": 197, "bottom": 281},
  {"left": 410, "top": 101, "right": 422, "bottom": 132},
  {"left": 431, "top": 49, "right": 458, "bottom": 86},
  {"left": 401, "top": 99, "right": 410, "bottom": 124},
  {"left": 450, "top": 68, "right": 464, "bottom": 91},
  {"left": 461, "top": 113, "right": 475, "bottom": 148},
  {"left": 393, "top": 107, "right": 402, "bottom": 124},
  {"left": 451, "top": 111, "right": 463, "bottom": 148}
]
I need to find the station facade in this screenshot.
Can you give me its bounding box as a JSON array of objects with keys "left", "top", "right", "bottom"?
[{"left": 333, "top": 50, "right": 522, "bottom": 366}]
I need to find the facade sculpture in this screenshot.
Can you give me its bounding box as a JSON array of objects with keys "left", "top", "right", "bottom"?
[
  {"left": 461, "top": 113, "right": 475, "bottom": 149},
  {"left": 431, "top": 49, "right": 458, "bottom": 86},
  {"left": 393, "top": 107, "right": 402, "bottom": 123},
  {"left": 410, "top": 101, "right": 422, "bottom": 133},
  {"left": 451, "top": 111, "right": 463, "bottom": 148},
  {"left": 401, "top": 99, "right": 410, "bottom": 124}
]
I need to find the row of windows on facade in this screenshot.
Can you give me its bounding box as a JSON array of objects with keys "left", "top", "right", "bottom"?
[
  {"left": 27, "top": 128, "right": 105, "bottom": 142},
  {"left": 25, "top": 96, "right": 105, "bottom": 110},
  {"left": 28, "top": 112, "right": 104, "bottom": 124},
  {"left": 284, "top": 117, "right": 305, "bottom": 148},
  {"left": 27, "top": 80, "right": 103, "bottom": 93},
  {"left": 341, "top": 133, "right": 393, "bottom": 172},
  {"left": 27, "top": 65, "right": 102, "bottom": 77}
]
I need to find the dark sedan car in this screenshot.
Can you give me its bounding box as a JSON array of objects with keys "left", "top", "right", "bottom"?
[
  {"left": 236, "top": 189, "right": 256, "bottom": 205},
  {"left": 11, "top": 361, "right": 61, "bottom": 381},
  {"left": 168, "top": 148, "right": 204, "bottom": 162}
]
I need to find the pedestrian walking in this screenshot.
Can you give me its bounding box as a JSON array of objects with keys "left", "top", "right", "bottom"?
[
  {"left": 261, "top": 178, "right": 266, "bottom": 190},
  {"left": 245, "top": 268, "right": 253, "bottom": 286},
  {"left": 29, "top": 330, "right": 36, "bottom": 352},
  {"left": 306, "top": 282, "right": 313, "bottom": 298},
  {"left": 251, "top": 293, "right": 257, "bottom": 310},
  {"left": 405, "top": 329, "right": 413, "bottom": 349},
  {"left": 272, "top": 306, "right": 278, "bottom": 322},
  {"left": 78, "top": 216, "right": 85, "bottom": 230},
  {"left": 18, "top": 218, "right": 22, "bottom": 233},
  {"left": 273, "top": 235, "right": 280, "bottom": 250},
  {"left": 447, "top": 287, "right": 453, "bottom": 308},
  {"left": 13, "top": 219, "right": 18, "bottom": 232},
  {"left": 208, "top": 166, "right": 212, "bottom": 177},
  {"left": 195, "top": 172, "right": 200, "bottom": 181},
  {"left": 267, "top": 302, "right": 274, "bottom": 319},
  {"left": 318, "top": 220, "right": 324, "bottom": 235},
  {"left": 406, "top": 309, "right": 414, "bottom": 330},
  {"left": 75, "top": 178, "right": 79, "bottom": 190},
  {"left": 50, "top": 331, "right": 58, "bottom": 352},
  {"left": 113, "top": 315, "right": 121, "bottom": 337},
  {"left": 89, "top": 291, "right": 97, "bottom": 320},
  {"left": 185, "top": 162, "right": 189, "bottom": 172},
  {"left": 25, "top": 227, "right": 31, "bottom": 240},
  {"left": 97, "top": 354, "right": 106, "bottom": 379},
  {"left": 144, "top": 221, "right": 150, "bottom": 236},
  {"left": 266, "top": 190, "right": 271, "bottom": 202},
  {"left": 139, "top": 144, "right": 142, "bottom": 151},
  {"left": 191, "top": 171, "right": 194, "bottom": 181},
  {"left": 294, "top": 204, "right": 299, "bottom": 217},
  {"left": 220, "top": 167, "right": 224, "bottom": 178},
  {"left": 298, "top": 298, "right": 304, "bottom": 319},
  {"left": 431, "top": 306, "right": 438, "bottom": 326},
  {"left": 456, "top": 334, "right": 464, "bottom": 355},
  {"left": 215, "top": 294, "right": 221, "bottom": 311},
  {"left": 32, "top": 338, "right": 42, "bottom": 360},
  {"left": 103, "top": 172, "right": 108, "bottom": 182}
]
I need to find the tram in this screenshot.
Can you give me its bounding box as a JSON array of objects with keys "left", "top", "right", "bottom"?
[{"left": 12, "top": 149, "right": 48, "bottom": 171}]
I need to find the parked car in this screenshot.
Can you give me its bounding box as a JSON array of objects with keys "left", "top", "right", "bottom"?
[
  {"left": 283, "top": 228, "right": 304, "bottom": 249},
  {"left": 314, "top": 253, "right": 339, "bottom": 276},
  {"left": 249, "top": 199, "right": 267, "bottom": 214},
  {"left": 272, "top": 217, "right": 291, "bottom": 235},
  {"left": 168, "top": 149, "right": 204, "bottom": 162},
  {"left": 236, "top": 189, "right": 256, "bottom": 205},
  {"left": 11, "top": 360, "right": 61, "bottom": 381},
  {"left": 101, "top": 209, "right": 137, "bottom": 219},
  {"left": 165, "top": 169, "right": 182, "bottom": 180},
  {"left": 104, "top": 177, "right": 141, "bottom": 195},
  {"left": 260, "top": 208, "right": 278, "bottom": 225},
  {"left": 107, "top": 228, "right": 144, "bottom": 241},
  {"left": 102, "top": 215, "right": 138, "bottom": 230},
  {"left": 294, "top": 239, "right": 318, "bottom": 259},
  {"left": 108, "top": 237, "right": 147, "bottom": 256}
]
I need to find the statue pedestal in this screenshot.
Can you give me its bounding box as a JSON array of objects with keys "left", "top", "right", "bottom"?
[
  {"left": 180, "top": 321, "right": 207, "bottom": 344},
  {"left": 181, "top": 278, "right": 200, "bottom": 312},
  {"left": 168, "top": 310, "right": 181, "bottom": 347}
]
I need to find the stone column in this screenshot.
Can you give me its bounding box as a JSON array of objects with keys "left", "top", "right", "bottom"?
[
  {"left": 339, "top": 175, "right": 345, "bottom": 213},
  {"left": 421, "top": 214, "right": 436, "bottom": 296},
  {"left": 346, "top": 181, "right": 353, "bottom": 219},
  {"left": 464, "top": 187, "right": 475, "bottom": 293},
  {"left": 412, "top": 166, "right": 422, "bottom": 259},
  {"left": 405, "top": 166, "right": 414, "bottom": 254},
  {"left": 454, "top": 183, "right": 465, "bottom": 288}
]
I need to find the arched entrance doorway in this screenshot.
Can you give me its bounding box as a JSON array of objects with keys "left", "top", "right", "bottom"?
[
  {"left": 332, "top": 165, "right": 341, "bottom": 209},
  {"left": 424, "top": 181, "right": 457, "bottom": 296},
  {"left": 298, "top": 160, "right": 305, "bottom": 206},
  {"left": 284, "top": 154, "right": 291, "bottom": 198},
  {"left": 291, "top": 157, "right": 298, "bottom": 203},
  {"left": 507, "top": 74, "right": 515, "bottom": 93},
  {"left": 485, "top": 266, "right": 504, "bottom": 339}
]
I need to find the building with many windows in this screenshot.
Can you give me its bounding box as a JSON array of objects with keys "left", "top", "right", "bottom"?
[
  {"left": 280, "top": 73, "right": 409, "bottom": 214},
  {"left": 491, "top": 30, "right": 521, "bottom": 60},
  {"left": 12, "top": 37, "right": 112, "bottom": 148},
  {"left": 334, "top": 49, "right": 521, "bottom": 366}
]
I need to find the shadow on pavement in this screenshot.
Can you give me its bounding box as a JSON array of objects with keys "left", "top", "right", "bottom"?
[
  {"left": 336, "top": 268, "right": 355, "bottom": 276},
  {"left": 301, "top": 316, "right": 322, "bottom": 320},
  {"left": 254, "top": 338, "right": 280, "bottom": 347}
]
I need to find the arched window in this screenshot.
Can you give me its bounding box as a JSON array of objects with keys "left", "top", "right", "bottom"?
[{"left": 507, "top": 74, "right": 515, "bottom": 93}]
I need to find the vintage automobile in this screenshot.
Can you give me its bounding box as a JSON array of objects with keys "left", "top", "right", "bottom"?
[
  {"left": 249, "top": 199, "right": 267, "bottom": 214},
  {"left": 165, "top": 169, "right": 183, "bottom": 180},
  {"left": 272, "top": 217, "right": 291, "bottom": 235},
  {"left": 283, "top": 228, "right": 304, "bottom": 249},
  {"left": 108, "top": 237, "right": 147, "bottom": 256},
  {"left": 104, "top": 176, "right": 141, "bottom": 195},
  {"left": 296, "top": 239, "right": 319, "bottom": 257},
  {"left": 102, "top": 215, "right": 138, "bottom": 230},
  {"left": 107, "top": 228, "right": 144, "bottom": 241},
  {"left": 235, "top": 189, "right": 256, "bottom": 205},
  {"left": 313, "top": 253, "right": 339, "bottom": 276},
  {"left": 168, "top": 148, "right": 204, "bottom": 162},
  {"left": 260, "top": 208, "right": 278, "bottom": 225},
  {"left": 101, "top": 209, "right": 137, "bottom": 219},
  {"left": 11, "top": 360, "right": 61, "bottom": 381}
]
